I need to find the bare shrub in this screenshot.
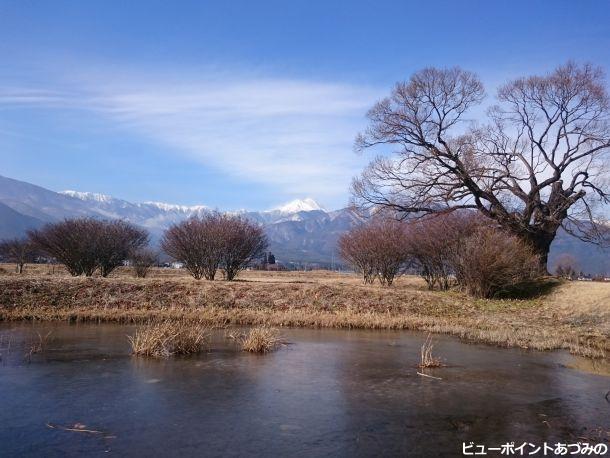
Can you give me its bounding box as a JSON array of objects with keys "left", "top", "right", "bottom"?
[
  {"left": 240, "top": 327, "right": 282, "bottom": 353},
  {"left": 373, "top": 219, "right": 412, "bottom": 286},
  {"left": 338, "top": 224, "right": 377, "bottom": 284},
  {"left": 161, "top": 213, "right": 226, "bottom": 280},
  {"left": 450, "top": 226, "right": 541, "bottom": 298},
  {"left": 0, "top": 237, "right": 37, "bottom": 274},
  {"left": 127, "top": 321, "right": 209, "bottom": 357},
  {"left": 406, "top": 213, "right": 483, "bottom": 290},
  {"left": 218, "top": 216, "right": 268, "bottom": 281},
  {"left": 129, "top": 248, "right": 158, "bottom": 278},
  {"left": 29, "top": 219, "right": 102, "bottom": 276},
  {"left": 338, "top": 217, "right": 410, "bottom": 285},
  {"left": 29, "top": 218, "right": 148, "bottom": 277},
  {"left": 96, "top": 221, "right": 149, "bottom": 277}
]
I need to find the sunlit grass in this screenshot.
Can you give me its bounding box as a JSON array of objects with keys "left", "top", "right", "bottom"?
[
  {"left": 1, "top": 267, "right": 608, "bottom": 359},
  {"left": 128, "top": 320, "right": 209, "bottom": 358},
  {"left": 239, "top": 327, "right": 283, "bottom": 353}
]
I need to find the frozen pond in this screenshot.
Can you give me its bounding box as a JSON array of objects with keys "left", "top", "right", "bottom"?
[{"left": 0, "top": 323, "right": 608, "bottom": 456}]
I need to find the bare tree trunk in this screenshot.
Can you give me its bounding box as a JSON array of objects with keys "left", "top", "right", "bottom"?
[{"left": 519, "top": 231, "right": 555, "bottom": 275}]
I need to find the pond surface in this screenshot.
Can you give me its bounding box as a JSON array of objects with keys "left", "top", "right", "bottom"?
[{"left": 0, "top": 323, "right": 608, "bottom": 457}]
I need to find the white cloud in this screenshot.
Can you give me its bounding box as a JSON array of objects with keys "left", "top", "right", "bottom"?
[
  {"left": 0, "top": 69, "right": 380, "bottom": 206},
  {"left": 88, "top": 77, "right": 379, "bottom": 203},
  {"left": 1, "top": 67, "right": 382, "bottom": 206}
]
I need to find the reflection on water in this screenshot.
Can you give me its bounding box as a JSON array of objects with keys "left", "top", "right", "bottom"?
[
  {"left": 0, "top": 323, "right": 608, "bottom": 457},
  {"left": 565, "top": 356, "right": 610, "bottom": 377}
]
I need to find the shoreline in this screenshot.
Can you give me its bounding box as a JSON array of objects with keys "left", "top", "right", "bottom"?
[{"left": 0, "top": 269, "right": 608, "bottom": 359}]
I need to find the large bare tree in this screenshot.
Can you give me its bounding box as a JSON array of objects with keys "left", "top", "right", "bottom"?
[{"left": 353, "top": 63, "right": 610, "bottom": 271}]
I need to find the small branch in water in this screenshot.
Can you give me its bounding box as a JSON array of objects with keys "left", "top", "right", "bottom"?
[
  {"left": 417, "top": 371, "right": 442, "bottom": 380},
  {"left": 46, "top": 422, "right": 115, "bottom": 438}
]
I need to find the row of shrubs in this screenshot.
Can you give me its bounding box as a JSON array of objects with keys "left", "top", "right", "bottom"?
[
  {"left": 1, "top": 211, "right": 542, "bottom": 297},
  {"left": 0, "top": 212, "right": 268, "bottom": 281},
  {"left": 339, "top": 213, "right": 542, "bottom": 298}
]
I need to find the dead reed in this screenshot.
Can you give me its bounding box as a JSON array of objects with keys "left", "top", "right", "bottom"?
[
  {"left": 240, "top": 327, "right": 283, "bottom": 353},
  {"left": 419, "top": 333, "right": 442, "bottom": 368},
  {"left": 127, "top": 321, "right": 209, "bottom": 357}
]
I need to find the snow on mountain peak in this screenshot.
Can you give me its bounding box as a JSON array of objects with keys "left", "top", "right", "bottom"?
[
  {"left": 142, "top": 201, "right": 208, "bottom": 213},
  {"left": 61, "top": 189, "right": 321, "bottom": 215},
  {"left": 60, "top": 190, "right": 115, "bottom": 203},
  {"left": 272, "top": 198, "right": 324, "bottom": 213}
]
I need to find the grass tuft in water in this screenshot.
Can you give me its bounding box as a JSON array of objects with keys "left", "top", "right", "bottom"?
[
  {"left": 240, "top": 327, "right": 282, "bottom": 353},
  {"left": 128, "top": 321, "right": 209, "bottom": 358}
]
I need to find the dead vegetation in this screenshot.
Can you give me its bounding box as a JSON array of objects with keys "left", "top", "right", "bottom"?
[
  {"left": 419, "top": 333, "right": 442, "bottom": 368},
  {"left": 127, "top": 320, "right": 209, "bottom": 357},
  {"left": 239, "top": 327, "right": 282, "bottom": 353},
  {"left": 0, "top": 267, "right": 608, "bottom": 359},
  {"left": 24, "top": 330, "right": 53, "bottom": 361}
]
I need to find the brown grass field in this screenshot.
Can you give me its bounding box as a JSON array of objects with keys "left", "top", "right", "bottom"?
[{"left": 0, "top": 263, "right": 608, "bottom": 358}]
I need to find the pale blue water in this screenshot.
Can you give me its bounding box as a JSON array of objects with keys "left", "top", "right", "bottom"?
[{"left": 0, "top": 323, "right": 608, "bottom": 457}]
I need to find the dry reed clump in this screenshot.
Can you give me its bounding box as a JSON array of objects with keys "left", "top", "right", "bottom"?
[
  {"left": 239, "top": 327, "right": 282, "bottom": 353},
  {"left": 419, "top": 333, "right": 442, "bottom": 368},
  {"left": 127, "top": 321, "right": 209, "bottom": 357}
]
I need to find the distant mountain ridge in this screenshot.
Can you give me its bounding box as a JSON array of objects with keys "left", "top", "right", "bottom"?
[
  {"left": 0, "top": 175, "right": 361, "bottom": 265},
  {"left": 0, "top": 201, "right": 45, "bottom": 240},
  {"left": 0, "top": 174, "right": 608, "bottom": 273}
]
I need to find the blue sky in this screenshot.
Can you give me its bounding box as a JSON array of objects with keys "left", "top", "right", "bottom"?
[{"left": 1, "top": 0, "right": 609, "bottom": 210}]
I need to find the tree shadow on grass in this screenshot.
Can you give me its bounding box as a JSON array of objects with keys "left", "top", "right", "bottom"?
[{"left": 495, "top": 277, "right": 563, "bottom": 300}]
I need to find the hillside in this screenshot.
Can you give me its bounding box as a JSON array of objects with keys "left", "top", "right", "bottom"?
[{"left": 0, "top": 202, "right": 45, "bottom": 239}]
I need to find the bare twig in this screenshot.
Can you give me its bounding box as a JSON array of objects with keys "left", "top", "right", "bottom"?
[{"left": 417, "top": 372, "right": 442, "bottom": 380}]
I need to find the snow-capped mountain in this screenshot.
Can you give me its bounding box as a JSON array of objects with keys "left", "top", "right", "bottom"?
[
  {"left": 0, "top": 174, "right": 361, "bottom": 264},
  {"left": 57, "top": 190, "right": 211, "bottom": 234},
  {"left": 271, "top": 198, "right": 324, "bottom": 213},
  {"left": 60, "top": 190, "right": 115, "bottom": 204}
]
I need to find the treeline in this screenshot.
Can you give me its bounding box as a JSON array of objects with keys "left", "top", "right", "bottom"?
[
  {"left": 0, "top": 212, "right": 267, "bottom": 281},
  {"left": 338, "top": 213, "right": 541, "bottom": 298}
]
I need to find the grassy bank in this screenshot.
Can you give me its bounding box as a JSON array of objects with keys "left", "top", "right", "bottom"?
[{"left": 0, "top": 265, "right": 608, "bottom": 358}]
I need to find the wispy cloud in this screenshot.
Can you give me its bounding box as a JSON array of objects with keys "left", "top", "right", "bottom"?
[{"left": 1, "top": 70, "right": 381, "bottom": 206}]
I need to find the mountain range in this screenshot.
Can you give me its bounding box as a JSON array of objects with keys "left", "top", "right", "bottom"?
[
  {"left": 0, "top": 175, "right": 360, "bottom": 266},
  {"left": 0, "top": 174, "right": 608, "bottom": 273}
]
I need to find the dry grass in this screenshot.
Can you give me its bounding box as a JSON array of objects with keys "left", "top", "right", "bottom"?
[
  {"left": 127, "top": 320, "right": 209, "bottom": 357},
  {"left": 239, "top": 327, "right": 282, "bottom": 353},
  {"left": 419, "top": 333, "right": 442, "bottom": 368},
  {"left": 1, "top": 265, "right": 609, "bottom": 359}
]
